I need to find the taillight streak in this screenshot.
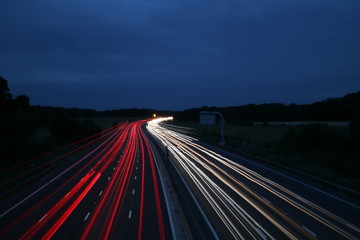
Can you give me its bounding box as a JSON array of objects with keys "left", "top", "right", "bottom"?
[
  {"left": 41, "top": 172, "right": 101, "bottom": 240},
  {"left": 139, "top": 127, "right": 166, "bottom": 240}
]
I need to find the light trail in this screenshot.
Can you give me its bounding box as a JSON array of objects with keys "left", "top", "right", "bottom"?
[
  {"left": 0, "top": 124, "right": 124, "bottom": 237},
  {"left": 147, "top": 117, "right": 360, "bottom": 240},
  {"left": 1, "top": 120, "right": 170, "bottom": 240},
  {"left": 138, "top": 126, "right": 166, "bottom": 240}
]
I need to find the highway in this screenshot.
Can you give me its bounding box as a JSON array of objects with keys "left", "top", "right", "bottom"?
[
  {"left": 2, "top": 117, "right": 360, "bottom": 240},
  {"left": 0, "top": 120, "right": 171, "bottom": 240},
  {"left": 147, "top": 117, "right": 360, "bottom": 240}
]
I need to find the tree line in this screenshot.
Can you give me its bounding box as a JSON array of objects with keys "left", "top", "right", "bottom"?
[
  {"left": 0, "top": 77, "right": 102, "bottom": 169},
  {"left": 0, "top": 76, "right": 173, "bottom": 169},
  {"left": 174, "top": 91, "right": 360, "bottom": 123}
]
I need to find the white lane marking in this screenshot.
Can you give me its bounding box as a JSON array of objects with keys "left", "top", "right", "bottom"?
[
  {"left": 134, "top": 176, "right": 137, "bottom": 180},
  {"left": 99, "top": 191, "right": 103, "bottom": 197},
  {"left": 136, "top": 167, "right": 138, "bottom": 170},
  {"left": 303, "top": 226, "right": 317, "bottom": 237},
  {"left": 132, "top": 189, "right": 135, "bottom": 195},
  {"left": 128, "top": 210, "right": 132, "bottom": 219},
  {"left": 38, "top": 214, "right": 48, "bottom": 223},
  {"left": 113, "top": 167, "right": 116, "bottom": 170},
  {"left": 107, "top": 176, "right": 110, "bottom": 181},
  {"left": 84, "top": 212, "right": 91, "bottom": 221}
]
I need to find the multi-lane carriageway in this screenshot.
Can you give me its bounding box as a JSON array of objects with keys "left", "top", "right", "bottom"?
[
  {"left": 1, "top": 117, "right": 360, "bottom": 240},
  {"left": 0, "top": 120, "right": 171, "bottom": 239},
  {"left": 147, "top": 118, "right": 360, "bottom": 240}
]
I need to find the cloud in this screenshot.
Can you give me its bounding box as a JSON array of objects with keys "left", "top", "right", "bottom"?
[{"left": 1, "top": 0, "right": 360, "bottom": 110}]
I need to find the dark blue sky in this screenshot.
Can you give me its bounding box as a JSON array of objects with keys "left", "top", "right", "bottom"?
[{"left": 1, "top": 0, "right": 360, "bottom": 110}]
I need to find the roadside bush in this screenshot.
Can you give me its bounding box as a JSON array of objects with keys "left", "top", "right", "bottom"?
[{"left": 49, "top": 117, "right": 101, "bottom": 143}]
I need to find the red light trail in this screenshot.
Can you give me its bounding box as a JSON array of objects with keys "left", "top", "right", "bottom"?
[{"left": 1, "top": 120, "right": 170, "bottom": 239}]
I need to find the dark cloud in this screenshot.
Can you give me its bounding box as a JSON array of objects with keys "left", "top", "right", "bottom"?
[{"left": 1, "top": 0, "right": 360, "bottom": 110}]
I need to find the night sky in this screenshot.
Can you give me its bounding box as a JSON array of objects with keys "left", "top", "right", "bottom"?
[{"left": 1, "top": 0, "right": 360, "bottom": 110}]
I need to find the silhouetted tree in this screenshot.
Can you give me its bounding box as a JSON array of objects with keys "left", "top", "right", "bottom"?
[
  {"left": 49, "top": 117, "right": 101, "bottom": 143},
  {"left": 0, "top": 76, "right": 13, "bottom": 111},
  {"left": 14, "top": 95, "right": 30, "bottom": 110}
]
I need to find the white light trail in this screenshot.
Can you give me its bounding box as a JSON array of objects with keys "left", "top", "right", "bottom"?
[{"left": 147, "top": 117, "right": 359, "bottom": 240}]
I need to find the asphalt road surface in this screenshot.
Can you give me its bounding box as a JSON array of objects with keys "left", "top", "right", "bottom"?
[
  {"left": 147, "top": 117, "right": 360, "bottom": 240},
  {"left": 2, "top": 117, "right": 360, "bottom": 240},
  {"left": 0, "top": 120, "right": 171, "bottom": 240}
]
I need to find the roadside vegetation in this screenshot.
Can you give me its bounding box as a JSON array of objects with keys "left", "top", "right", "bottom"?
[
  {"left": 2, "top": 74, "right": 359, "bottom": 192},
  {"left": 170, "top": 91, "right": 360, "bottom": 191},
  {"left": 0, "top": 76, "right": 172, "bottom": 172},
  {"left": 171, "top": 120, "right": 360, "bottom": 191}
]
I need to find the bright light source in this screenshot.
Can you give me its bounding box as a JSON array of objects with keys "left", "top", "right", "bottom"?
[{"left": 153, "top": 114, "right": 157, "bottom": 118}]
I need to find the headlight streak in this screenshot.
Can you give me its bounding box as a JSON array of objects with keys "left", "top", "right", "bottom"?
[
  {"left": 147, "top": 118, "right": 360, "bottom": 240},
  {"left": 169, "top": 137, "right": 285, "bottom": 240},
  {"left": 170, "top": 146, "right": 246, "bottom": 239},
  {"left": 189, "top": 140, "right": 360, "bottom": 239},
  {"left": 177, "top": 144, "right": 292, "bottom": 239},
  {"left": 178, "top": 144, "right": 307, "bottom": 239}
]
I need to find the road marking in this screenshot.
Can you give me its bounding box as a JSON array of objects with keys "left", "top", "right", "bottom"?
[
  {"left": 136, "top": 167, "right": 138, "bottom": 170},
  {"left": 38, "top": 214, "right": 48, "bottom": 223},
  {"left": 132, "top": 189, "right": 135, "bottom": 195},
  {"left": 134, "top": 176, "right": 137, "bottom": 180},
  {"left": 99, "top": 191, "right": 103, "bottom": 197},
  {"left": 0, "top": 132, "right": 113, "bottom": 218},
  {"left": 303, "top": 226, "right": 317, "bottom": 237},
  {"left": 107, "top": 176, "right": 110, "bottom": 181},
  {"left": 113, "top": 167, "right": 116, "bottom": 170},
  {"left": 84, "top": 212, "right": 91, "bottom": 221},
  {"left": 128, "top": 210, "right": 132, "bottom": 219}
]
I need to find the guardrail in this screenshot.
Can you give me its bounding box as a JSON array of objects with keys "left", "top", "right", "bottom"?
[{"left": 145, "top": 130, "right": 218, "bottom": 240}]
